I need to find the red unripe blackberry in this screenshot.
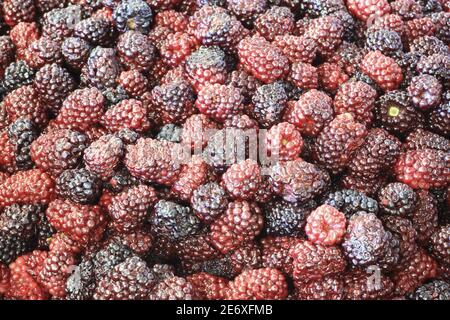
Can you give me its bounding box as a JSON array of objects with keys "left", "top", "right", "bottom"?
[
  {"left": 155, "top": 10, "right": 188, "bottom": 32},
  {"left": 405, "top": 129, "right": 449, "bottom": 152},
  {"left": 30, "top": 129, "right": 88, "bottom": 177},
  {"left": 417, "top": 54, "right": 450, "bottom": 83},
  {"left": 108, "top": 185, "right": 157, "bottom": 233},
  {"left": 346, "top": 0, "right": 391, "bottom": 22},
  {"left": 391, "top": 0, "right": 423, "bottom": 20},
  {"left": 116, "top": 30, "right": 156, "bottom": 71},
  {"left": 175, "top": 231, "right": 221, "bottom": 263},
  {"left": 151, "top": 80, "right": 196, "bottom": 125},
  {"left": 405, "top": 17, "right": 436, "bottom": 42},
  {"left": 54, "top": 87, "right": 104, "bottom": 133},
  {"left": 46, "top": 199, "right": 106, "bottom": 245},
  {"left": 289, "top": 240, "right": 347, "bottom": 281},
  {"left": 117, "top": 70, "right": 148, "bottom": 98},
  {"left": 185, "top": 46, "right": 227, "bottom": 92},
  {"left": 81, "top": 47, "right": 121, "bottom": 91},
  {"left": 347, "top": 128, "right": 402, "bottom": 181},
  {"left": 334, "top": 80, "right": 377, "bottom": 125},
  {"left": 226, "top": 70, "right": 260, "bottom": 104},
  {"left": 84, "top": 134, "right": 124, "bottom": 180},
  {"left": 305, "top": 205, "right": 346, "bottom": 246},
  {"left": 410, "top": 190, "right": 439, "bottom": 245},
  {"left": 95, "top": 256, "right": 157, "bottom": 300},
  {"left": 430, "top": 225, "right": 450, "bottom": 265},
  {"left": 38, "top": 250, "right": 76, "bottom": 298},
  {"left": 266, "top": 122, "right": 303, "bottom": 162},
  {"left": 260, "top": 236, "right": 301, "bottom": 275},
  {"left": 0, "top": 263, "right": 10, "bottom": 295},
  {"left": 209, "top": 200, "right": 263, "bottom": 254},
  {"left": 407, "top": 74, "right": 442, "bottom": 110},
  {"left": 288, "top": 62, "right": 318, "bottom": 90},
  {"left": 187, "top": 272, "right": 228, "bottom": 300},
  {"left": 273, "top": 34, "right": 317, "bottom": 64},
  {"left": 368, "top": 14, "right": 405, "bottom": 35},
  {"left": 305, "top": 16, "right": 343, "bottom": 56},
  {"left": 237, "top": 35, "right": 289, "bottom": 84},
  {"left": 102, "top": 99, "right": 150, "bottom": 133},
  {"left": 254, "top": 6, "right": 295, "bottom": 41},
  {"left": 227, "top": 0, "right": 267, "bottom": 27},
  {"left": 395, "top": 148, "right": 449, "bottom": 189},
  {"left": 171, "top": 155, "right": 216, "bottom": 202},
  {"left": 393, "top": 249, "right": 437, "bottom": 295},
  {"left": 294, "top": 275, "right": 345, "bottom": 300},
  {"left": 314, "top": 113, "right": 368, "bottom": 175},
  {"left": 381, "top": 215, "right": 417, "bottom": 263},
  {"left": 226, "top": 268, "right": 288, "bottom": 300},
  {"left": 111, "top": 229, "right": 153, "bottom": 257},
  {"left": 9, "top": 22, "right": 39, "bottom": 50},
  {"left": 125, "top": 138, "right": 181, "bottom": 186},
  {"left": 149, "top": 276, "right": 196, "bottom": 300},
  {"left": 2, "top": 85, "right": 48, "bottom": 129},
  {"left": 269, "top": 158, "right": 330, "bottom": 203},
  {"left": 223, "top": 114, "right": 259, "bottom": 131},
  {"left": 360, "top": 51, "right": 403, "bottom": 91},
  {"left": 181, "top": 114, "right": 218, "bottom": 150},
  {"left": 23, "top": 37, "right": 63, "bottom": 70},
  {"left": 40, "top": 5, "right": 83, "bottom": 44},
  {"left": 1, "top": 0, "right": 36, "bottom": 27},
  {"left": 317, "top": 62, "right": 349, "bottom": 93},
  {"left": 378, "top": 182, "right": 417, "bottom": 217},
  {"left": 147, "top": 26, "right": 172, "bottom": 49},
  {"left": 343, "top": 268, "right": 395, "bottom": 300},
  {"left": 48, "top": 232, "right": 82, "bottom": 255},
  {"left": 284, "top": 89, "right": 334, "bottom": 137},
  {"left": 221, "top": 159, "right": 262, "bottom": 201},
  {"left": 160, "top": 32, "right": 198, "bottom": 67},
  {"left": 191, "top": 182, "right": 228, "bottom": 224},
  {"left": 0, "top": 169, "right": 55, "bottom": 207}
]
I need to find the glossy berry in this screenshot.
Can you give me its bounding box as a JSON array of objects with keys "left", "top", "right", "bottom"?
[{"left": 305, "top": 205, "right": 346, "bottom": 246}]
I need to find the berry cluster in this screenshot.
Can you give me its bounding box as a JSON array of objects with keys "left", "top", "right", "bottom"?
[{"left": 0, "top": 0, "right": 448, "bottom": 301}]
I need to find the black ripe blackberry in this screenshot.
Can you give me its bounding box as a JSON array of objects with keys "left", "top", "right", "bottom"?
[
  {"left": 2, "top": 60, "right": 35, "bottom": 92},
  {"left": 156, "top": 124, "right": 183, "bottom": 143},
  {"left": 264, "top": 200, "right": 315, "bottom": 237},
  {"left": 251, "top": 82, "right": 288, "bottom": 128},
  {"left": 105, "top": 168, "right": 138, "bottom": 194},
  {"left": 375, "top": 90, "right": 424, "bottom": 136},
  {"left": 191, "top": 182, "right": 228, "bottom": 224},
  {"left": 323, "top": 189, "right": 378, "bottom": 219},
  {"left": 301, "top": 0, "right": 345, "bottom": 18},
  {"left": 102, "top": 86, "right": 129, "bottom": 109},
  {"left": 409, "top": 280, "right": 450, "bottom": 300},
  {"left": 0, "top": 231, "right": 29, "bottom": 264},
  {"left": 113, "top": 0, "right": 153, "bottom": 34},
  {"left": 430, "top": 225, "right": 449, "bottom": 265},
  {"left": 92, "top": 241, "right": 134, "bottom": 279},
  {"left": 81, "top": 47, "right": 121, "bottom": 91},
  {"left": 7, "top": 118, "right": 38, "bottom": 170},
  {"left": 61, "top": 37, "right": 92, "bottom": 70},
  {"left": 378, "top": 183, "right": 417, "bottom": 217},
  {"left": 428, "top": 103, "right": 449, "bottom": 138},
  {"left": 365, "top": 29, "right": 403, "bottom": 57},
  {"left": 56, "top": 168, "right": 102, "bottom": 205},
  {"left": 149, "top": 200, "right": 201, "bottom": 241},
  {"left": 35, "top": 211, "right": 55, "bottom": 250},
  {"left": 74, "top": 17, "right": 114, "bottom": 47},
  {"left": 66, "top": 258, "right": 96, "bottom": 300}
]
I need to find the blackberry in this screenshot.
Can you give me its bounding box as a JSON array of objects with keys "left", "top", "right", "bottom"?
[
  {"left": 149, "top": 276, "right": 196, "bottom": 300},
  {"left": 254, "top": 6, "right": 294, "bottom": 41},
  {"left": 84, "top": 134, "right": 124, "bottom": 180},
  {"left": 81, "top": 47, "right": 121, "bottom": 91},
  {"left": 430, "top": 12, "right": 450, "bottom": 43},
  {"left": 305, "top": 16, "right": 343, "bottom": 56},
  {"left": 360, "top": 50, "right": 404, "bottom": 91},
  {"left": 417, "top": 54, "right": 450, "bottom": 82},
  {"left": 117, "top": 30, "right": 156, "bottom": 71},
  {"left": 343, "top": 268, "right": 394, "bottom": 300},
  {"left": 102, "top": 86, "right": 129, "bottom": 109},
  {"left": 410, "top": 190, "right": 439, "bottom": 244},
  {"left": 294, "top": 275, "right": 345, "bottom": 300},
  {"left": 365, "top": 29, "right": 403, "bottom": 57},
  {"left": 305, "top": 205, "right": 346, "bottom": 246},
  {"left": 92, "top": 241, "right": 134, "bottom": 279},
  {"left": 61, "top": 37, "right": 92, "bottom": 70},
  {"left": 94, "top": 256, "right": 157, "bottom": 300},
  {"left": 156, "top": 124, "right": 182, "bottom": 143},
  {"left": 1, "top": 0, "right": 36, "bottom": 27},
  {"left": 407, "top": 75, "right": 442, "bottom": 110},
  {"left": 149, "top": 200, "right": 200, "bottom": 241},
  {"left": 55, "top": 168, "right": 101, "bottom": 205},
  {"left": 113, "top": 0, "right": 153, "bottom": 34},
  {"left": 428, "top": 103, "right": 449, "bottom": 137},
  {"left": 269, "top": 158, "right": 330, "bottom": 203},
  {"left": 0, "top": 230, "right": 31, "bottom": 264},
  {"left": 33, "top": 63, "right": 76, "bottom": 113},
  {"left": 381, "top": 215, "right": 417, "bottom": 262},
  {"left": 152, "top": 80, "right": 196, "bottom": 125},
  {"left": 2, "top": 60, "right": 35, "bottom": 92},
  {"left": 227, "top": 0, "right": 267, "bottom": 27},
  {"left": 378, "top": 183, "right": 417, "bottom": 216},
  {"left": 175, "top": 231, "right": 220, "bottom": 263},
  {"left": 7, "top": 118, "right": 38, "bottom": 170},
  {"left": 251, "top": 82, "right": 288, "bottom": 128},
  {"left": 24, "top": 37, "right": 63, "bottom": 70},
  {"left": 410, "top": 36, "right": 449, "bottom": 56},
  {"left": 409, "top": 280, "right": 450, "bottom": 300},
  {"left": 35, "top": 212, "right": 56, "bottom": 250},
  {"left": 323, "top": 189, "right": 378, "bottom": 219},
  {"left": 41, "top": 5, "right": 84, "bottom": 44},
  {"left": 314, "top": 114, "right": 367, "bottom": 175},
  {"left": 74, "top": 17, "right": 114, "bottom": 47},
  {"left": 191, "top": 182, "right": 228, "bottom": 224},
  {"left": 65, "top": 258, "right": 96, "bottom": 300},
  {"left": 429, "top": 225, "right": 449, "bottom": 265},
  {"left": 404, "top": 129, "right": 449, "bottom": 152},
  {"left": 375, "top": 90, "right": 424, "bottom": 136},
  {"left": 264, "top": 200, "right": 314, "bottom": 237}
]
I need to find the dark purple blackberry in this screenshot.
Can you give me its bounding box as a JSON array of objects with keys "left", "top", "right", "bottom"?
[
  {"left": 105, "top": 167, "right": 138, "bottom": 194},
  {"left": 251, "top": 82, "right": 288, "bottom": 128},
  {"left": 61, "top": 37, "right": 92, "bottom": 70},
  {"left": 156, "top": 124, "right": 182, "bottom": 143},
  {"left": 428, "top": 103, "right": 449, "bottom": 137},
  {"left": 407, "top": 74, "right": 442, "bottom": 110},
  {"left": 92, "top": 241, "right": 134, "bottom": 279},
  {"left": 66, "top": 258, "right": 96, "bottom": 300},
  {"left": 56, "top": 168, "right": 102, "bottom": 205},
  {"left": 381, "top": 215, "right": 418, "bottom": 262},
  {"left": 430, "top": 12, "right": 449, "bottom": 43},
  {"left": 410, "top": 36, "right": 450, "bottom": 56},
  {"left": 41, "top": 5, "right": 85, "bottom": 43},
  {"left": 330, "top": 9, "right": 356, "bottom": 42},
  {"left": 417, "top": 54, "right": 450, "bottom": 82},
  {"left": 0, "top": 231, "right": 30, "bottom": 264},
  {"left": 35, "top": 211, "right": 55, "bottom": 250},
  {"left": 429, "top": 225, "right": 449, "bottom": 265},
  {"left": 2, "top": 60, "right": 35, "bottom": 92},
  {"left": 419, "top": 0, "right": 442, "bottom": 13},
  {"left": 149, "top": 200, "right": 201, "bottom": 241},
  {"left": 405, "top": 128, "right": 449, "bottom": 151},
  {"left": 365, "top": 29, "right": 403, "bottom": 57},
  {"left": 113, "top": 0, "right": 153, "bottom": 34},
  {"left": 74, "top": 17, "right": 114, "bottom": 47},
  {"left": 301, "top": 0, "right": 345, "bottom": 17},
  {"left": 7, "top": 118, "right": 38, "bottom": 170},
  {"left": 116, "top": 31, "right": 156, "bottom": 72},
  {"left": 81, "top": 47, "right": 121, "bottom": 91},
  {"left": 264, "top": 200, "right": 315, "bottom": 237},
  {"left": 191, "top": 182, "right": 228, "bottom": 224},
  {"left": 409, "top": 280, "right": 450, "bottom": 300},
  {"left": 102, "top": 86, "right": 129, "bottom": 108},
  {"left": 323, "top": 189, "right": 378, "bottom": 219},
  {"left": 378, "top": 183, "right": 417, "bottom": 217}
]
